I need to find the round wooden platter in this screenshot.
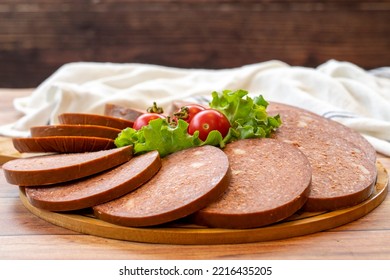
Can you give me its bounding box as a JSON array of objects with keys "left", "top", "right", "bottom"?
[{"left": 19, "top": 161, "right": 388, "bottom": 245}]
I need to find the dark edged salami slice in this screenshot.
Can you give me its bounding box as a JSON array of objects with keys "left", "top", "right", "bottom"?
[
  {"left": 93, "top": 145, "right": 230, "bottom": 227},
  {"left": 270, "top": 108, "right": 377, "bottom": 211},
  {"left": 267, "top": 102, "right": 376, "bottom": 162},
  {"left": 192, "top": 138, "right": 312, "bottom": 229},
  {"left": 58, "top": 113, "right": 134, "bottom": 130},
  {"left": 30, "top": 124, "right": 121, "bottom": 140},
  {"left": 12, "top": 136, "right": 116, "bottom": 153},
  {"left": 104, "top": 103, "right": 145, "bottom": 122},
  {"left": 25, "top": 151, "right": 161, "bottom": 211},
  {"left": 2, "top": 146, "right": 133, "bottom": 186}
]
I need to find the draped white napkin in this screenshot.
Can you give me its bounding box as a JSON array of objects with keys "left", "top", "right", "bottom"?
[{"left": 1, "top": 59, "right": 389, "bottom": 156}]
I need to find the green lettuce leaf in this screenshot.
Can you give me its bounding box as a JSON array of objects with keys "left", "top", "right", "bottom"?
[
  {"left": 114, "top": 118, "right": 224, "bottom": 157},
  {"left": 115, "top": 89, "right": 281, "bottom": 157},
  {"left": 210, "top": 89, "right": 281, "bottom": 144}
]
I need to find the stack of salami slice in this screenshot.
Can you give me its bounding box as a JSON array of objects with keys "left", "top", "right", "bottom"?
[
  {"left": 12, "top": 113, "right": 134, "bottom": 153},
  {"left": 2, "top": 102, "right": 377, "bottom": 229}
]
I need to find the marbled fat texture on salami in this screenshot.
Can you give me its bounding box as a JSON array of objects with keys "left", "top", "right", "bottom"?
[
  {"left": 267, "top": 102, "right": 376, "bottom": 162},
  {"left": 192, "top": 138, "right": 312, "bottom": 229},
  {"left": 30, "top": 124, "right": 121, "bottom": 140},
  {"left": 104, "top": 103, "right": 145, "bottom": 122},
  {"left": 25, "top": 151, "right": 161, "bottom": 211},
  {"left": 12, "top": 136, "right": 116, "bottom": 153},
  {"left": 93, "top": 145, "right": 230, "bottom": 227},
  {"left": 2, "top": 146, "right": 133, "bottom": 186},
  {"left": 268, "top": 105, "right": 377, "bottom": 211},
  {"left": 58, "top": 112, "right": 134, "bottom": 130}
]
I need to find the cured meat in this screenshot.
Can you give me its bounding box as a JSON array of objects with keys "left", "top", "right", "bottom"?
[
  {"left": 269, "top": 107, "right": 377, "bottom": 211},
  {"left": 25, "top": 151, "right": 161, "bottom": 211},
  {"left": 267, "top": 103, "right": 376, "bottom": 162},
  {"left": 12, "top": 136, "right": 116, "bottom": 153},
  {"left": 192, "top": 138, "right": 312, "bottom": 229},
  {"left": 93, "top": 145, "right": 230, "bottom": 227},
  {"left": 58, "top": 113, "right": 134, "bottom": 130},
  {"left": 104, "top": 103, "right": 145, "bottom": 122},
  {"left": 2, "top": 146, "right": 133, "bottom": 186},
  {"left": 30, "top": 124, "right": 121, "bottom": 140}
]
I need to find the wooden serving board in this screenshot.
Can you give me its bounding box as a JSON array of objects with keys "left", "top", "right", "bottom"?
[
  {"left": 18, "top": 161, "right": 388, "bottom": 245},
  {"left": 0, "top": 136, "right": 22, "bottom": 164}
]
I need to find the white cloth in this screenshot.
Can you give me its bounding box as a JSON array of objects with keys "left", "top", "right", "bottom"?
[{"left": 1, "top": 59, "right": 390, "bottom": 156}]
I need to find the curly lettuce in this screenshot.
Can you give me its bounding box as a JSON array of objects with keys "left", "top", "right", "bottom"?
[
  {"left": 115, "top": 89, "right": 281, "bottom": 157},
  {"left": 210, "top": 89, "right": 281, "bottom": 144}
]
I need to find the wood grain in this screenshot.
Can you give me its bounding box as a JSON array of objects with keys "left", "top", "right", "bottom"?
[
  {"left": 0, "top": 137, "right": 21, "bottom": 164},
  {"left": 0, "top": 88, "right": 390, "bottom": 259},
  {"left": 1, "top": 0, "right": 389, "bottom": 87}
]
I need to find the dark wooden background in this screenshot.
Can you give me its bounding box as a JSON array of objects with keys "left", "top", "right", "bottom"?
[{"left": 1, "top": 0, "right": 389, "bottom": 88}]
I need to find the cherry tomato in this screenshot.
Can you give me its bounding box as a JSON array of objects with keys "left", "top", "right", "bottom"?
[
  {"left": 133, "top": 113, "right": 164, "bottom": 130},
  {"left": 188, "top": 109, "right": 231, "bottom": 141},
  {"left": 175, "top": 104, "right": 206, "bottom": 123}
]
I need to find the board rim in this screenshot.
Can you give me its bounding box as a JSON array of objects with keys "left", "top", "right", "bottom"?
[{"left": 19, "top": 161, "right": 389, "bottom": 245}]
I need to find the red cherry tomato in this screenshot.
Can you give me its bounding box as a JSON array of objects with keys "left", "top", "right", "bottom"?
[
  {"left": 175, "top": 104, "right": 206, "bottom": 123},
  {"left": 133, "top": 113, "right": 164, "bottom": 130},
  {"left": 188, "top": 109, "right": 231, "bottom": 141}
]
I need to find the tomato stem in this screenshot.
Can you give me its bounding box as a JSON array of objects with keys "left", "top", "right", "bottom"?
[
  {"left": 147, "top": 102, "right": 164, "bottom": 114},
  {"left": 173, "top": 106, "right": 189, "bottom": 120},
  {"left": 166, "top": 116, "right": 178, "bottom": 128}
]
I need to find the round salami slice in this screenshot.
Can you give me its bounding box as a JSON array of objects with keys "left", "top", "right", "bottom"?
[
  {"left": 2, "top": 146, "right": 133, "bottom": 186},
  {"left": 58, "top": 113, "right": 134, "bottom": 130},
  {"left": 192, "top": 138, "right": 312, "bottom": 229},
  {"left": 12, "top": 136, "right": 116, "bottom": 153},
  {"left": 93, "top": 145, "right": 230, "bottom": 227},
  {"left": 270, "top": 108, "right": 377, "bottom": 211},
  {"left": 267, "top": 103, "right": 376, "bottom": 163},
  {"left": 30, "top": 124, "right": 121, "bottom": 140},
  {"left": 25, "top": 151, "right": 161, "bottom": 211}
]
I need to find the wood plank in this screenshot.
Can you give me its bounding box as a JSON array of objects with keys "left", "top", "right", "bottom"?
[
  {"left": 0, "top": 197, "right": 76, "bottom": 236},
  {"left": 0, "top": 0, "right": 389, "bottom": 87},
  {"left": 1, "top": 229, "right": 390, "bottom": 259}
]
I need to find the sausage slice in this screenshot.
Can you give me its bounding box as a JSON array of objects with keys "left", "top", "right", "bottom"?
[
  {"left": 2, "top": 146, "right": 133, "bottom": 186},
  {"left": 270, "top": 108, "right": 377, "bottom": 211},
  {"left": 58, "top": 113, "right": 134, "bottom": 130},
  {"left": 192, "top": 138, "right": 312, "bottom": 229},
  {"left": 12, "top": 136, "right": 116, "bottom": 153},
  {"left": 93, "top": 145, "right": 230, "bottom": 227},
  {"left": 30, "top": 124, "right": 121, "bottom": 140},
  {"left": 104, "top": 103, "right": 145, "bottom": 122},
  {"left": 25, "top": 151, "right": 161, "bottom": 211},
  {"left": 267, "top": 103, "right": 376, "bottom": 162}
]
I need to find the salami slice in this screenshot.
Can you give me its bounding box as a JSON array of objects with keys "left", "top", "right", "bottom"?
[
  {"left": 104, "top": 103, "right": 145, "bottom": 122},
  {"left": 93, "top": 145, "right": 230, "bottom": 227},
  {"left": 192, "top": 138, "right": 312, "bottom": 229},
  {"left": 12, "top": 136, "right": 116, "bottom": 153},
  {"left": 267, "top": 102, "right": 376, "bottom": 162},
  {"left": 2, "top": 146, "right": 133, "bottom": 186},
  {"left": 58, "top": 113, "right": 134, "bottom": 130},
  {"left": 269, "top": 107, "right": 377, "bottom": 211},
  {"left": 25, "top": 151, "right": 161, "bottom": 211},
  {"left": 30, "top": 124, "right": 121, "bottom": 140}
]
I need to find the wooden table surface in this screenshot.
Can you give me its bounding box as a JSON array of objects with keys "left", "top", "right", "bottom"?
[{"left": 1, "top": 88, "right": 389, "bottom": 260}]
